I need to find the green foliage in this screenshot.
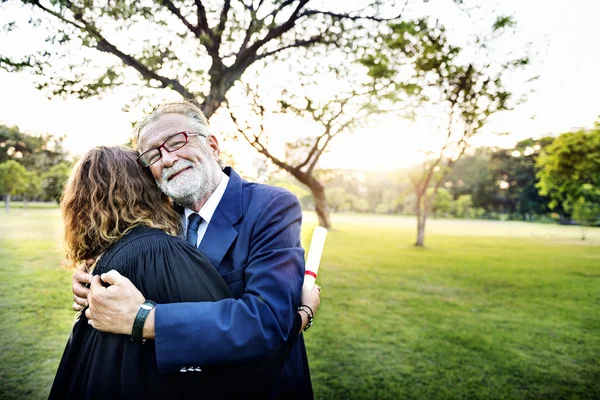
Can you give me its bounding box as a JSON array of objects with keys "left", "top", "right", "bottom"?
[
  {"left": 360, "top": 17, "right": 520, "bottom": 127},
  {"left": 0, "top": 124, "right": 68, "bottom": 173},
  {"left": 0, "top": 160, "right": 29, "bottom": 212},
  {"left": 326, "top": 186, "right": 370, "bottom": 213},
  {"left": 489, "top": 137, "right": 555, "bottom": 218},
  {"left": 444, "top": 149, "right": 497, "bottom": 208},
  {"left": 0, "top": 160, "right": 29, "bottom": 196},
  {"left": 442, "top": 137, "right": 554, "bottom": 220},
  {"left": 21, "top": 170, "right": 43, "bottom": 199},
  {"left": 269, "top": 178, "right": 311, "bottom": 200},
  {"left": 492, "top": 15, "right": 517, "bottom": 32},
  {"left": 0, "top": 124, "right": 70, "bottom": 202},
  {"left": 360, "top": 15, "right": 530, "bottom": 245},
  {"left": 453, "top": 194, "right": 474, "bottom": 218},
  {"left": 572, "top": 195, "right": 600, "bottom": 227},
  {"left": 41, "top": 162, "right": 72, "bottom": 203},
  {"left": 536, "top": 126, "right": 600, "bottom": 213},
  {"left": 3, "top": 1, "right": 392, "bottom": 118},
  {"left": 429, "top": 187, "right": 453, "bottom": 217},
  {"left": 327, "top": 186, "right": 354, "bottom": 213}
]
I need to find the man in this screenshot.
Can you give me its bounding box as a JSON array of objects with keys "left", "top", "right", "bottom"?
[{"left": 72, "top": 100, "right": 314, "bottom": 398}]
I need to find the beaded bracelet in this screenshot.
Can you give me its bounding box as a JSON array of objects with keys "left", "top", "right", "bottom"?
[{"left": 298, "top": 305, "right": 314, "bottom": 331}]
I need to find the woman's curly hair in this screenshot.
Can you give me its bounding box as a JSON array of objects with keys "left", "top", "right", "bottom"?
[{"left": 60, "top": 146, "right": 181, "bottom": 268}]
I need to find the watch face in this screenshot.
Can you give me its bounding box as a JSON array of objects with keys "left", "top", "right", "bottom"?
[{"left": 141, "top": 304, "right": 153, "bottom": 310}]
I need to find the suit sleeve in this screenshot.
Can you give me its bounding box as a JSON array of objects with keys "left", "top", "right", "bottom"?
[{"left": 153, "top": 191, "right": 305, "bottom": 373}]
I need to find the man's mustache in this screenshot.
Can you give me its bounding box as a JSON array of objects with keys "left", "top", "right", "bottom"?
[{"left": 162, "top": 160, "right": 195, "bottom": 182}]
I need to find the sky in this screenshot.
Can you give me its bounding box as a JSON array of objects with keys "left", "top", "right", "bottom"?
[{"left": 0, "top": 0, "right": 599, "bottom": 175}]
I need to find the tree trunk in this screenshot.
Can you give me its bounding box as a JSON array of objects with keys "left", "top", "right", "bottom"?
[
  {"left": 415, "top": 214, "right": 426, "bottom": 246},
  {"left": 290, "top": 171, "right": 331, "bottom": 229},
  {"left": 304, "top": 179, "right": 330, "bottom": 228},
  {"left": 414, "top": 193, "right": 430, "bottom": 247},
  {"left": 201, "top": 94, "right": 223, "bottom": 120},
  {"left": 5, "top": 193, "right": 10, "bottom": 213},
  {"left": 202, "top": 67, "right": 245, "bottom": 120},
  {"left": 312, "top": 185, "right": 331, "bottom": 229},
  {"left": 24, "top": 197, "right": 28, "bottom": 209}
]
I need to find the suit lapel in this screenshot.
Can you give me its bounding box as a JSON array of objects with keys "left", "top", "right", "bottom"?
[
  {"left": 197, "top": 207, "right": 238, "bottom": 269},
  {"left": 197, "top": 167, "right": 243, "bottom": 269}
]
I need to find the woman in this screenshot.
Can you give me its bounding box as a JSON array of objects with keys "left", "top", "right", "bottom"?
[{"left": 50, "top": 146, "right": 320, "bottom": 399}]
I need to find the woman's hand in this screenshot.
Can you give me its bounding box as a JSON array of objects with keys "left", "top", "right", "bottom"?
[{"left": 72, "top": 258, "right": 95, "bottom": 311}]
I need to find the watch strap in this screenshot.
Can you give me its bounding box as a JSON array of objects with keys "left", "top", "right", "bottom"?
[{"left": 131, "top": 300, "right": 156, "bottom": 344}]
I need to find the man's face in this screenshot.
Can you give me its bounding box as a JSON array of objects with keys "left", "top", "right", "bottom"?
[{"left": 138, "top": 113, "right": 222, "bottom": 208}]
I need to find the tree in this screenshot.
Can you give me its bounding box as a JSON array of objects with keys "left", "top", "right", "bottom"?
[
  {"left": 2, "top": 1, "right": 397, "bottom": 119},
  {"left": 20, "top": 171, "right": 43, "bottom": 208},
  {"left": 443, "top": 138, "right": 555, "bottom": 220},
  {"left": 430, "top": 187, "right": 453, "bottom": 217},
  {"left": 453, "top": 194, "right": 474, "bottom": 219},
  {"left": 0, "top": 160, "right": 29, "bottom": 212},
  {"left": 327, "top": 186, "right": 353, "bottom": 213},
  {"left": 0, "top": 124, "right": 68, "bottom": 172},
  {"left": 572, "top": 193, "right": 600, "bottom": 240},
  {"left": 489, "top": 137, "right": 554, "bottom": 219},
  {"left": 361, "top": 16, "right": 530, "bottom": 246},
  {"left": 443, "top": 149, "right": 498, "bottom": 211},
  {"left": 41, "top": 162, "right": 71, "bottom": 203},
  {"left": 537, "top": 124, "right": 600, "bottom": 235},
  {"left": 228, "top": 81, "right": 378, "bottom": 228}
]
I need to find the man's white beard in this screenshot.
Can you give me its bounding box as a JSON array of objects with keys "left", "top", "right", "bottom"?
[{"left": 156, "top": 159, "right": 219, "bottom": 208}]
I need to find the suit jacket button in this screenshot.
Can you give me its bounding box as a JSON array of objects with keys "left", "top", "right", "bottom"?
[
  {"left": 187, "top": 366, "right": 195, "bottom": 372},
  {"left": 194, "top": 367, "right": 202, "bottom": 372},
  {"left": 180, "top": 367, "right": 188, "bottom": 373}
]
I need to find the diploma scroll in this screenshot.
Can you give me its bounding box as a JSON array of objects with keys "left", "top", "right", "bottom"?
[{"left": 303, "top": 226, "right": 328, "bottom": 289}]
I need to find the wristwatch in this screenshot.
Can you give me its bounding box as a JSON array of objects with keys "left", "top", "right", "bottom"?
[{"left": 131, "top": 300, "right": 156, "bottom": 344}]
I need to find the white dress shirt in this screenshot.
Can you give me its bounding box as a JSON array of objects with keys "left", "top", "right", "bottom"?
[{"left": 183, "top": 171, "right": 229, "bottom": 247}]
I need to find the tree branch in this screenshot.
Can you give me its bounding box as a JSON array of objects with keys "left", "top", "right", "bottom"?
[
  {"left": 236, "top": 0, "right": 309, "bottom": 66},
  {"left": 300, "top": 9, "right": 402, "bottom": 22},
  {"left": 264, "top": 0, "right": 298, "bottom": 21},
  {"left": 255, "top": 34, "right": 325, "bottom": 60},
  {"left": 29, "top": 1, "right": 85, "bottom": 30},
  {"left": 227, "top": 102, "right": 298, "bottom": 176},
  {"left": 217, "top": 0, "right": 231, "bottom": 36},
  {"left": 209, "top": 0, "right": 232, "bottom": 57},
  {"left": 95, "top": 38, "right": 195, "bottom": 98},
  {"left": 30, "top": 1, "right": 195, "bottom": 99},
  {"left": 159, "top": 0, "right": 198, "bottom": 38},
  {"left": 194, "top": 0, "right": 215, "bottom": 41},
  {"left": 307, "top": 133, "right": 334, "bottom": 175},
  {"left": 297, "top": 131, "right": 329, "bottom": 171}
]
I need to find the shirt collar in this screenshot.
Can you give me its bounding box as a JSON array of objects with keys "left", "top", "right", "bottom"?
[{"left": 184, "top": 171, "right": 229, "bottom": 224}]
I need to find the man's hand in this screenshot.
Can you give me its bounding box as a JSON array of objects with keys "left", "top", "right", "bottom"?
[
  {"left": 85, "top": 270, "right": 146, "bottom": 335},
  {"left": 72, "top": 258, "right": 95, "bottom": 311},
  {"left": 301, "top": 284, "right": 321, "bottom": 315}
]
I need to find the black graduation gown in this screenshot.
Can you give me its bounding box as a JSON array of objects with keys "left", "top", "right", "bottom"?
[{"left": 49, "top": 227, "right": 301, "bottom": 399}]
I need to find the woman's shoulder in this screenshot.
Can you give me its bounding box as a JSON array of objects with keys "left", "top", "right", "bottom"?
[{"left": 97, "top": 226, "right": 187, "bottom": 269}]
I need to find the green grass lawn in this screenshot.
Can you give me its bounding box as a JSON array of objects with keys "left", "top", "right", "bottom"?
[
  {"left": 2, "top": 201, "right": 59, "bottom": 209},
  {"left": 1, "top": 209, "right": 599, "bottom": 399}
]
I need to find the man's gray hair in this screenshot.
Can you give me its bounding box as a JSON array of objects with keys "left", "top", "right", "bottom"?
[{"left": 132, "top": 99, "right": 224, "bottom": 168}]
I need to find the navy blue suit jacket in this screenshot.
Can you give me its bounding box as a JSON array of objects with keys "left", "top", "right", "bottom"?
[{"left": 154, "top": 167, "right": 313, "bottom": 397}]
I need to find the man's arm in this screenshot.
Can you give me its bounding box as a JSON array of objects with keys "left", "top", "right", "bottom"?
[
  {"left": 86, "top": 272, "right": 321, "bottom": 339},
  {"left": 84, "top": 191, "right": 305, "bottom": 373},
  {"left": 153, "top": 191, "right": 304, "bottom": 372}
]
